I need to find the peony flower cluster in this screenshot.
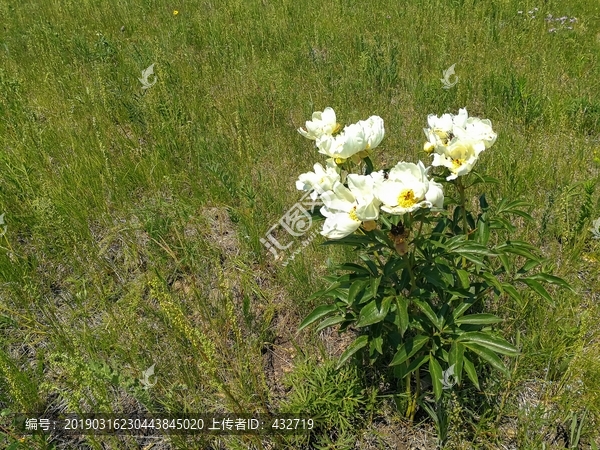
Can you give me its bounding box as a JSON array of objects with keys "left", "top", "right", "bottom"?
[
  {"left": 424, "top": 108, "right": 497, "bottom": 181},
  {"left": 298, "top": 107, "right": 385, "bottom": 161},
  {"left": 295, "top": 107, "right": 494, "bottom": 239}
]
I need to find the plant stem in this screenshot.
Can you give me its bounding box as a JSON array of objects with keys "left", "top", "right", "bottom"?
[
  {"left": 404, "top": 372, "right": 412, "bottom": 419},
  {"left": 410, "top": 367, "right": 421, "bottom": 422},
  {"left": 404, "top": 253, "right": 417, "bottom": 294},
  {"left": 457, "top": 177, "right": 469, "bottom": 235}
]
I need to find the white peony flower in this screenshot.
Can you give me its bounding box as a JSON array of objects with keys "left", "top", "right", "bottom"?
[
  {"left": 425, "top": 108, "right": 496, "bottom": 179},
  {"left": 319, "top": 174, "right": 382, "bottom": 239},
  {"left": 316, "top": 122, "right": 367, "bottom": 160},
  {"left": 457, "top": 117, "right": 497, "bottom": 149},
  {"left": 359, "top": 115, "right": 385, "bottom": 150},
  {"left": 431, "top": 140, "right": 485, "bottom": 181},
  {"left": 298, "top": 107, "right": 339, "bottom": 140},
  {"left": 375, "top": 161, "right": 442, "bottom": 215},
  {"left": 295, "top": 159, "right": 341, "bottom": 200},
  {"left": 425, "top": 180, "right": 445, "bottom": 209}
]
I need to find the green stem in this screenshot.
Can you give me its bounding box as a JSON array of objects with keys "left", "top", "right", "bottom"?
[
  {"left": 457, "top": 177, "right": 469, "bottom": 235},
  {"left": 404, "top": 253, "right": 417, "bottom": 295},
  {"left": 410, "top": 368, "right": 421, "bottom": 422},
  {"left": 404, "top": 372, "right": 412, "bottom": 419}
]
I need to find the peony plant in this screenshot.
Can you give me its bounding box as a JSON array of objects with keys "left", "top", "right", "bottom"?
[{"left": 296, "top": 107, "right": 571, "bottom": 421}]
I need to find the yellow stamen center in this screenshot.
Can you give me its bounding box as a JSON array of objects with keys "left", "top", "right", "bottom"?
[
  {"left": 398, "top": 189, "right": 417, "bottom": 208},
  {"left": 434, "top": 129, "right": 449, "bottom": 144},
  {"left": 349, "top": 206, "right": 359, "bottom": 222},
  {"left": 452, "top": 158, "right": 465, "bottom": 169}
]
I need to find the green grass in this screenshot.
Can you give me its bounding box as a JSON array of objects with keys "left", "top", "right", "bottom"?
[{"left": 1, "top": 0, "right": 600, "bottom": 448}]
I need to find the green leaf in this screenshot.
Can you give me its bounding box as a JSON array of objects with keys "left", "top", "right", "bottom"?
[
  {"left": 496, "top": 241, "right": 541, "bottom": 261},
  {"left": 448, "top": 342, "right": 465, "bottom": 385},
  {"left": 458, "top": 332, "right": 519, "bottom": 356},
  {"left": 449, "top": 242, "right": 496, "bottom": 257},
  {"left": 336, "top": 335, "right": 369, "bottom": 369},
  {"left": 336, "top": 263, "right": 372, "bottom": 275},
  {"left": 394, "top": 296, "right": 409, "bottom": 336},
  {"left": 469, "top": 172, "right": 500, "bottom": 186},
  {"left": 464, "top": 342, "right": 510, "bottom": 376},
  {"left": 360, "top": 255, "right": 380, "bottom": 276},
  {"left": 479, "top": 193, "right": 489, "bottom": 210},
  {"left": 322, "top": 234, "right": 372, "bottom": 247},
  {"left": 525, "top": 273, "right": 573, "bottom": 291},
  {"left": 455, "top": 314, "right": 503, "bottom": 325},
  {"left": 478, "top": 271, "right": 503, "bottom": 293},
  {"left": 518, "top": 259, "right": 540, "bottom": 273},
  {"left": 498, "top": 253, "right": 511, "bottom": 273},
  {"left": 356, "top": 297, "right": 392, "bottom": 327},
  {"left": 347, "top": 279, "right": 368, "bottom": 306},
  {"left": 413, "top": 299, "right": 441, "bottom": 331},
  {"left": 501, "top": 283, "right": 523, "bottom": 305},
  {"left": 452, "top": 297, "right": 477, "bottom": 320},
  {"left": 315, "top": 315, "right": 346, "bottom": 333},
  {"left": 429, "top": 355, "right": 444, "bottom": 401},
  {"left": 306, "top": 281, "right": 341, "bottom": 302},
  {"left": 395, "top": 354, "right": 429, "bottom": 379},
  {"left": 463, "top": 355, "right": 480, "bottom": 389},
  {"left": 389, "top": 335, "right": 430, "bottom": 366},
  {"left": 423, "top": 266, "right": 448, "bottom": 289},
  {"left": 364, "top": 156, "right": 374, "bottom": 175},
  {"left": 456, "top": 269, "right": 470, "bottom": 289},
  {"left": 299, "top": 304, "right": 338, "bottom": 331},
  {"left": 491, "top": 217, "right": 517, "bottom": 232},
  {"left": 384, "top": 257, "right": 406, "bottom": 276},
  {"left": 370, "top": 276, "right": 382, "bottom": 299},
  {"left": 370, "top": 333, "right": 383, "bottom": 357},
  {"left": 520, "top": 278, "right": 555, "bottom": 306},
  {"left": 477, "top": 217, "right": 490, "bottom": 245}
]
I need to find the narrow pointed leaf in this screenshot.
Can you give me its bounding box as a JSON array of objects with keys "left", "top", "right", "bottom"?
[
  {"left": 429, "top": 355, "right": 443, "bottom": 401},
  {"left": 347, "top": 279, "right": 367, "bottom": 306},
  {"left": 525, "top": 273, "right": 573, "bottom": 291},
  {"left": 448, "top": 343, "right": 464, "bottom": 385},
  {"left": 413, "top": 299, "right": 441, "bottom": 330},
  {"left": 395, "top": 296, "right": 409, "bottom": 336},
  {"left": 501, "top": 283, "right": 523, "bottom": 305},
  {"left": 389, "top": 335, "right": 429, "bottom": 366},
  {"left": 452, "top": 297, "right": 477, "bottom": 320},
  {"left": 458, "top": 332, "right": 519, "bottom": 355},
  {"left": 307, "top": 281, "right": 340, "bottom": 301},
  {"left": 336, "top": 335, "right": 369, "bottom": 369},
  {"left": 395, "top": 354, "right": 429, "bottom": 379},
  {"left": 356, "top": 297, "right": 391, "bottom": 327},
  {"left": 464, "top": 342, "right": 510, "bottom": 376},
  {"left": 336, "top": 263, "right": 371, "bottom": 275},
  {"left": 315, "top": 315, "right": 346, "bottom": 333},
  {"left": 371, "top": 276, "right": 382, "bottom": 299},
  {"left": 520, "top": 278, "right": 554, "bottom": 306},
  {"left": 299, "top": 304, "right": 338, "bottom": 330},
  {"left": 463, "top": 355, "right": 480, "bottom": 389},
  {"left": 455, "top": 314, "right": 503, "bottom": 325},
  {"left": 456, "top": 269, "right": 470, "bottom": 289}
]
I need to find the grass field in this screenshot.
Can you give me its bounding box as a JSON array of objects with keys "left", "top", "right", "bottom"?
[{"left": 1, "top": 0, "right": 600, "bottom": 448}]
